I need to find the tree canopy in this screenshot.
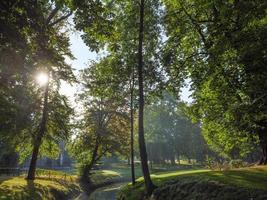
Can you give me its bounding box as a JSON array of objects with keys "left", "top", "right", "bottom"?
[
  {"left": 1, "top": 0, "right": 267, "bottom": 197},
  {"left": 163, "top": 0, "right": 267, "bottom": 163}
]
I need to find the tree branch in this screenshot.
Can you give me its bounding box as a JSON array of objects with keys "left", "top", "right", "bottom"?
[
  {"left": 46, "top": 7, "right": 60, "bottom": 25},
  {"left": 48, "top": 11, "right": 72, "bottom": 27},
  {"left": 179, "top": 3, "right": 210, "bottom": 49}
]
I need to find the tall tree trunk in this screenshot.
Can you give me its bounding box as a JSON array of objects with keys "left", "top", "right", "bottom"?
[
  {"left": 150, "top": 160, "right": 153, "bottom": 170},
  {"left": 130, "top": 72, "right": 136, "bottom": 185},
  {"left": 258, "top": 129, "right": 267, "bottom": 165},
  {"left": 81, "top": 165, "right": 91, "bottom": 182},
  {"left": 27, "top": 77, "right": 49, "bottom": 180},
  {"left": 176, "top": 151, "right": 181, "bottom": 165},
  {"left": 137, "top": 0, "right": 155, "bottom": 195},
  {"left": 170, "top": 156, "right": 176, "bottom": 165}
]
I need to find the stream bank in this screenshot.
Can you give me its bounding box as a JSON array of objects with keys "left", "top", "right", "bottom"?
[
  {"left": 89, "top": 182, "right": 126, "bottom": 200},
  {"left": 73, "top": 178, "right": 128, "bottom": 200}
]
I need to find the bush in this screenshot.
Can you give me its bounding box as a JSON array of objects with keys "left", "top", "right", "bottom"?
[
  {"left": 229, "top": 159, "right": 245, "bottom": 169},
  {"left": 205, "top": 155, "right": 215, "bottom": 169},
  {"left": 205, "top": 156, "right": 231, "bottom": 171}
]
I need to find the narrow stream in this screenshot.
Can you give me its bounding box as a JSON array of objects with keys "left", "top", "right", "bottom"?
[
  {"left": 73, "top": 182, "right": 125, "bottom": 200},
  {"left": 89, "top": 183, "right": 125, "bottom": 200}
]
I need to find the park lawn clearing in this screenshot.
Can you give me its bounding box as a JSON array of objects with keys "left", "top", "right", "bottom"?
[
  {"left": 0, "top": 169, "right": 80, "bottom": 200},
  {"left": 105, "top": 163, "right": 143, "bottom": 180},
  {"left": 102, "top": 162, "right": 195, "bottom": 181},
  {"left": 118, "top": 166, "right": 267, "bottom": 200}
]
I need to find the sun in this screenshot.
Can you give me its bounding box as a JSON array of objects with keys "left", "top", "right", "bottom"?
[{"left": 36, "top": 72, "right": 49, "bottom": 86}]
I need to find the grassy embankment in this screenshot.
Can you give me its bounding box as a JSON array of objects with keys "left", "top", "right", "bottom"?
[
  {"left": 90, "top": 169, "right": 121, "bottom": 185},
  {"left": 118, "top": 166, "right": 267, "bottom": 200},
  {"left": 0, "top": 165, "right": 135, "bottom": 199},
  {"left": 0, "top": 169, "right": 80, "bottom": 200},
  {"left": 85, "top": 162, "right": 186, "bottom": 192}
]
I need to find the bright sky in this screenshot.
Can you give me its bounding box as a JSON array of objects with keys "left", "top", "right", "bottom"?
[
  {"left": 59, "top": 31, "right": 96, "bottom": 104},
  {"left": 59, "top": 31, "right": 193, "bottom": 105}
]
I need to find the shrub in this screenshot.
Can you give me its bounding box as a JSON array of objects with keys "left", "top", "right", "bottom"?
[{"left": 229, "top": 159, "right": 245, "bottom": 169}]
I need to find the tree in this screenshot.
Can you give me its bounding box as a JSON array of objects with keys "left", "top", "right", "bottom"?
[
  {"left": 163, "top": 0, "right": 267, "bottom": 163},
  {"left": 25, "top": 0, "right": 74, "bottom": 180},
  {"left": 0, "top": 0, "right": 39, "bottom": 157},
  {"left": 137, "top": 0, "right": 156, "bottom": 194},
  {"left": 73, "top": 0, "right": 163, "bottom": 193},
  {"left": 0, "top": 0, "right": 75, "bottom": 179},
  {"left": 77, "top": 50, "right": 138, "bottom": 184},
  {"left": 27, "top": 74, "right": 50, "bottom": 179},
  {"left": 130, "top": 70, "right": 136, "bottom": 184},
  {"left": 145, "top": 93, "right": 208, "bottom": 165},
  {"left": 71, "top": 97, "right": 130, "bottom": 182},
  {"left": 70, "top": 65, "right": 130, "bottom": 182}
]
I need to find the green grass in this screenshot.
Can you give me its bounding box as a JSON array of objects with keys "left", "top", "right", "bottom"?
[
  {"left": 104, "top": 163, "right": 143, "bottom": 180},
  {"left": 118, "top": 166, "right": 267, "bottom": 200},
  {"left": 90, "top": 169, "right": 121, "bottom": 185},
  {"left": 202, "top": 166, "right": 267, "bottom": 189},
  {"left": 0, "top": 169, "right": 80, "bottom": 200},
  {"left": 102, "top": 162, "right": 197, "bottom": 181},
  {"left": 89, "top": 162, "right": 175, "bottom": 186}
]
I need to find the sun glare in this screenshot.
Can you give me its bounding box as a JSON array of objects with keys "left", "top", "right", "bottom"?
[{"left": 36, "top": 72, "right": 49, "bottom": 86}]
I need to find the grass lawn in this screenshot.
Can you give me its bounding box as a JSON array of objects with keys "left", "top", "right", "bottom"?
[
  {"left": 103, "top": 163, "right": 143, "bottom": 180},
  {"left": 101, "top": 162, "right": 199, "bottom": 181},
  {"left": 0, "top": 169, "right": 80, "bottom": 200},
  {"left": 90, "top": 169, "right": 121, "bottom": 185},
  {"left": 118, "top": 166, "right": 267, "bottom": 200}
]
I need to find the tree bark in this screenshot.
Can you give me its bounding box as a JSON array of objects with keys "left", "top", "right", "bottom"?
[
  {"left": 130, "top": 72, "right": 136, "bottom": 185},
  {"left": 258, "top": 130, "right": 267, "bottom": 165},
  {"left": 170, "top": 156, "right": 176, "bottom": 165},
  {"left": 27, "top": 76, "right": 49, "bottom": 180},
  {"left": 81, "top": 138, "right": 99, "bottom": 182},
  {"left": 150, "top": 160, "right": 153, "bottom": 170},
  {"left": 137, "top": 0, "right": 155, "bottom": 195},
  {"left": 81, "top": 165, "right": 91, "bottom": 182},
  {"left": 176, "top": 152, "right": 181, "bottom": 165}
]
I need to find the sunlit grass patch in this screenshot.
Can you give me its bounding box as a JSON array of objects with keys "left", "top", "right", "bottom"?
[
  {"left": 104, "top": 163, "right": 143, "bottom": 179},
  {"left": 201, "top": 166, "right": 267, "bottom": 190},
  {"left": 101, "top": 170, "right": 120, "bottom": 177},
  {"left": 0, "top": 170, "right": 80, "bottom": 200},
  {"left": 90, "top": 169, "right": 121, "bottom": 185},
  {"left": 118, "top": 166, "right": 267, "bottom": 200}
]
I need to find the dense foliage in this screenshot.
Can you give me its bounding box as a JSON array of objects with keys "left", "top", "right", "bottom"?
[
  {"left": 1, "top": 0, "right": 266, "bottom": 197},
  {"left": 163, "top": 0, "right": 267, "bottom": 163},
  {"left": 69, "top": 65, "right": 130, "bottom": 181},
  {"left": 0, "top": 0, "right": 74, "bottom": 178}
]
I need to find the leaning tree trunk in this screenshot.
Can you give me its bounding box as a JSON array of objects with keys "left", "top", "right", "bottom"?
[
  {"left": 27, "top": 77, "right": 49, "bottom": 180},
  {"left": 137, "top": 0, "right": 155, "bottom": 195},
  {"left": 130, "top": 72, "right": 136, "bottom": 185},
  {"left": 258, "top": 129, "right": 267, "bottom": 165},
  {"left": 81, "top": 138, "right": 99, "bottom": 182}
]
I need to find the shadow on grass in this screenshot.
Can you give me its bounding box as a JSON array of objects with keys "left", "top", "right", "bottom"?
[
  {"left": 25, "top": 180, "right": 44, "bottom": 200},
  {"left": 0, "top": 176, "right": 80, "bottom": 200},
  {"left": 0, "top": 180, "right": 45, "bottom": 200},
  {"left": 203, "top": 169, "right": 267, "bottom": 190},
  {"left": 118, "top": 168, "right": 267, "bottom": 200},
  {"left": 148, "top": 167, "right": 267, "bottom": 191}
]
